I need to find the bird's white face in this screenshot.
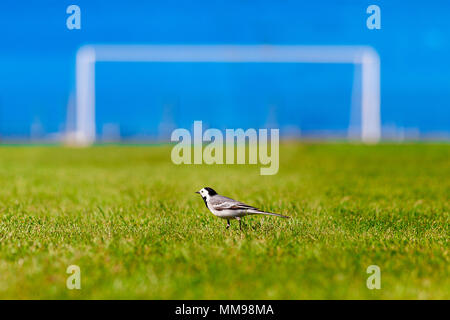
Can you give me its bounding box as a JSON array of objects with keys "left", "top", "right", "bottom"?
[
  {"left": 196, "top": 187, "right": 217, "bottom": 199},
  {"left": 198, "top": 188, "right": 209, "bottom": 198}
]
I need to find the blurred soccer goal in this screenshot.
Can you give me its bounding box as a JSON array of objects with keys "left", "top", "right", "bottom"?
[{"left": 72, "top": 45, "right": 380, "bottom": 145}]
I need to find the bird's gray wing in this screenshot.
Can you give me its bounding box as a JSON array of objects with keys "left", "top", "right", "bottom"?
[{"left": 209, "top": 195, "right": 258, "bottom": 211}]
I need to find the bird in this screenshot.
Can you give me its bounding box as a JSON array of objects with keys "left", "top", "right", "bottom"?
[{"left": 195, "top": 187, "right": 289, "bottom": 230}]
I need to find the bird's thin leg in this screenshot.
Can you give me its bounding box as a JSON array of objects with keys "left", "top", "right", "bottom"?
[
  {"left": 239, "top": 218, "right": 242, "bottom": 230},
  {"left": 226, "top": 220, "right": 230, "bottom": 229}
]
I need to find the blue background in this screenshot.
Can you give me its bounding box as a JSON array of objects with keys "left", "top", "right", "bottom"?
[{"left": 0, "top": 0, "right": 449, "bottom": 140}]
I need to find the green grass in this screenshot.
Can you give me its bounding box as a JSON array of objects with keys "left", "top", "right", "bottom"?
[{"left": 0, "top": 143, "right": 448, "bottom": 299}]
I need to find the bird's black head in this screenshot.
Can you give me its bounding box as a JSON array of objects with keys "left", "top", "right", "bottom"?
[
  {"left": 204, "top": 187, "right": 217, "bottom": 195},
  {"left": 195, "top": 187, "right": 218, "bottom": 197}
]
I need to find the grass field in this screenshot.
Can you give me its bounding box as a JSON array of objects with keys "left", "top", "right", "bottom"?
[{"left": 0, "top": 143, "right": 448, "bottom": 299}]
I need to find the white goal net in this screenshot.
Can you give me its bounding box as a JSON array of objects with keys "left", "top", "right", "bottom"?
[{"left": 72, "top": 45, "right": 380, "bottom": 145}]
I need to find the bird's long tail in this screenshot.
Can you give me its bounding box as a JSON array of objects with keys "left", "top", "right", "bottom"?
[{"left": 247, "top": 209, "right": 289, "bottom": 219}]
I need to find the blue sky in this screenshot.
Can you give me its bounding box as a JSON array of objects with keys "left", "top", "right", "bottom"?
[{"left": 0, "top": 0, "right": 448, "bottom": 138}]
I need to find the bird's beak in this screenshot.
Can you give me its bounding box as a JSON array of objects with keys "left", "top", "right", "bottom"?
[{"left": 195, "top": 191, "right": 200, "bottom": 194}]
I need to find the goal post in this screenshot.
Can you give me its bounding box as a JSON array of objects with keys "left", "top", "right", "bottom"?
[{"left": 73, "top": 44, "right": 380, "bottom": 145}]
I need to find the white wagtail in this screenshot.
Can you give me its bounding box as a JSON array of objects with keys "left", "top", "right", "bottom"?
[{"left": 195, "top": 187, "right": 289, "bottom": 230}]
